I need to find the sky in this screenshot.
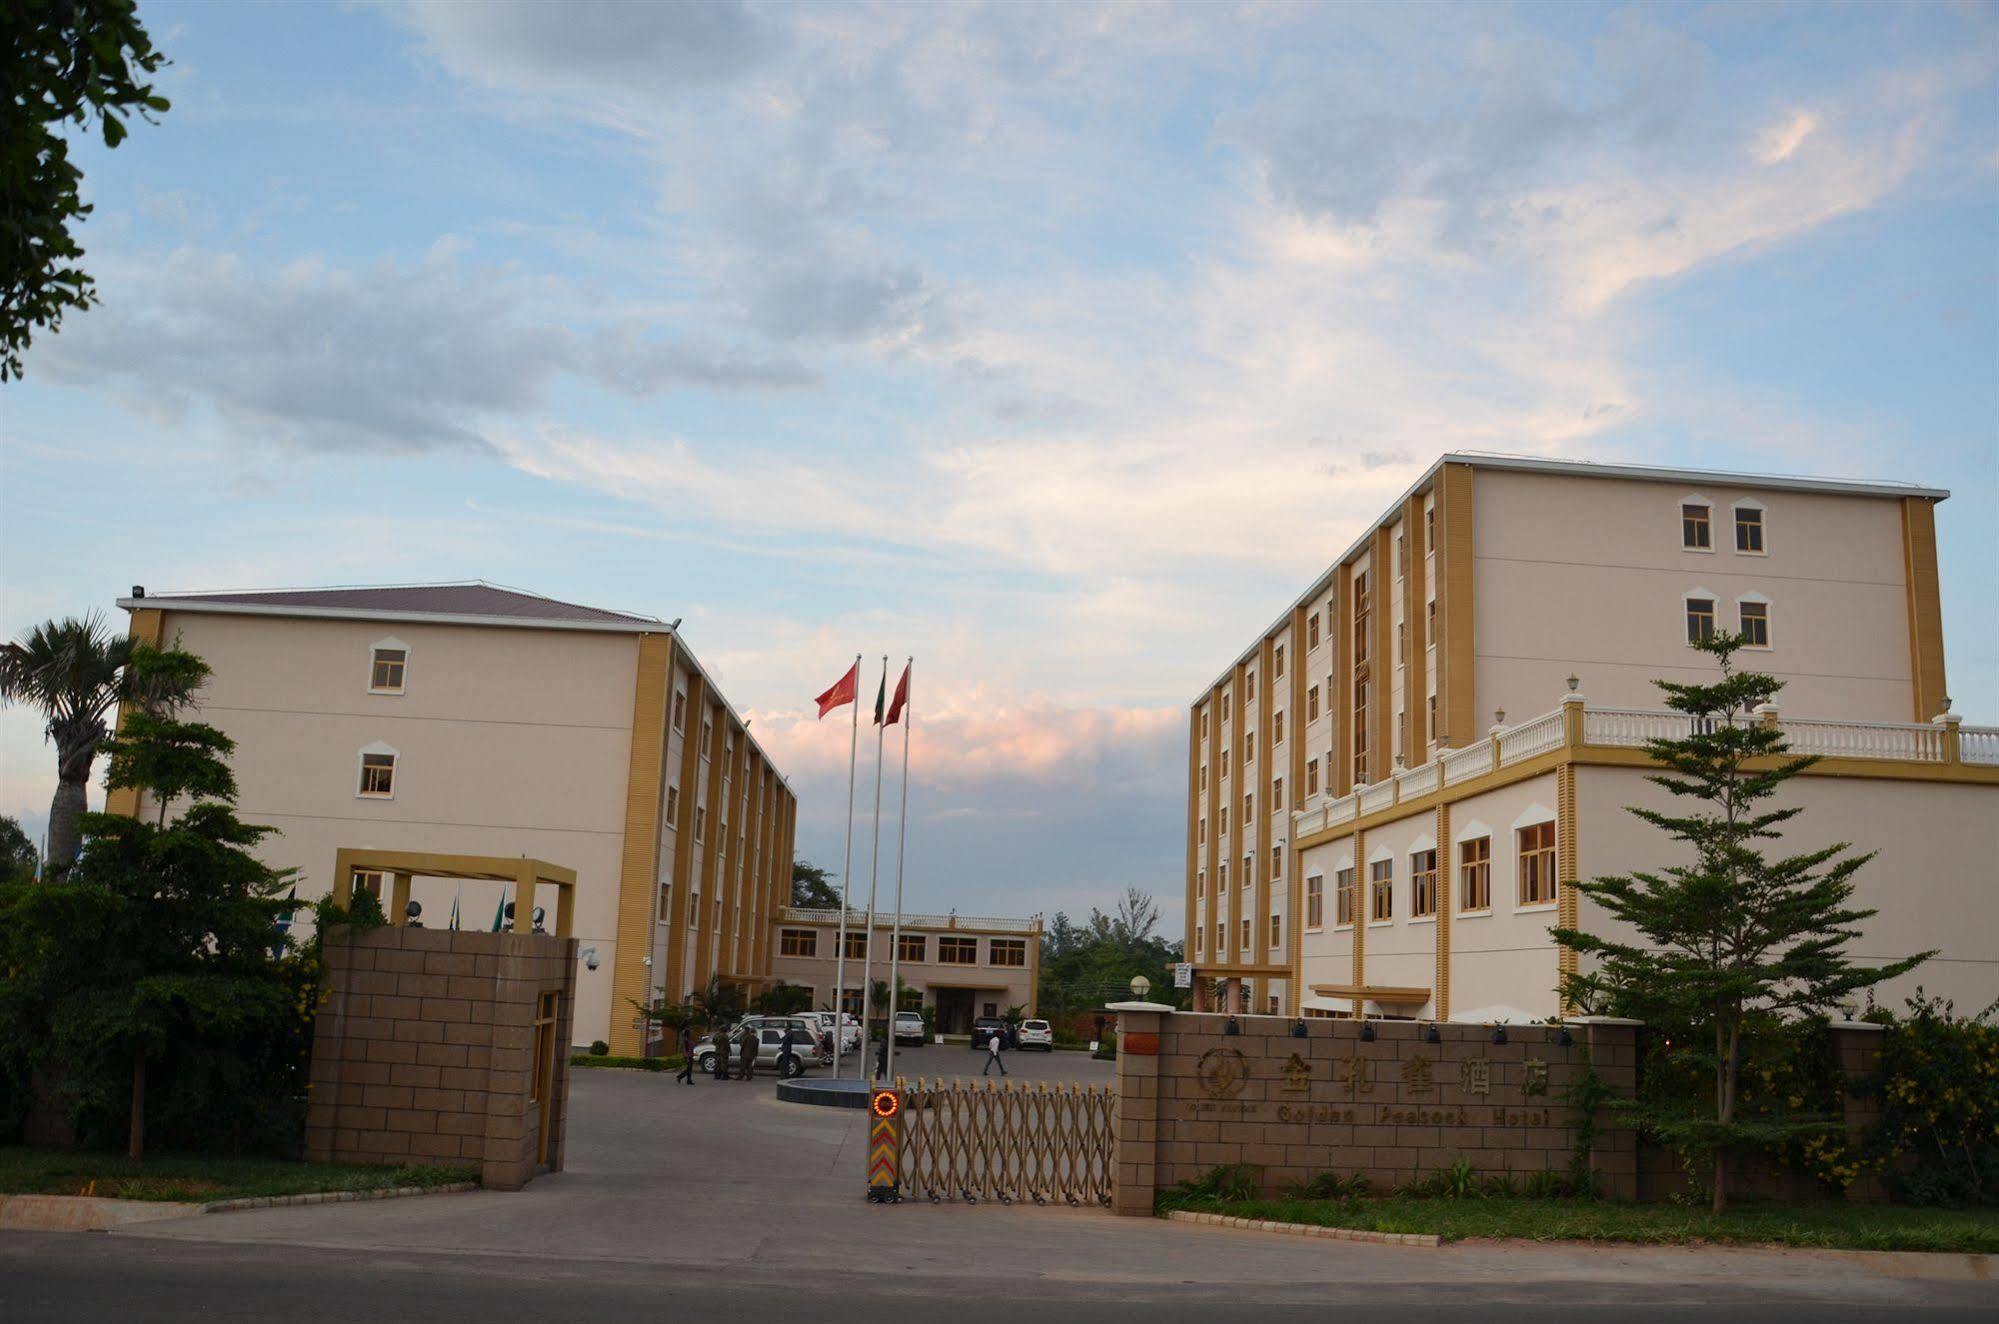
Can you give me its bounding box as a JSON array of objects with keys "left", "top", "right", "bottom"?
[{"left": 2, "top": 1, "right": 1995, "bottom": 937}]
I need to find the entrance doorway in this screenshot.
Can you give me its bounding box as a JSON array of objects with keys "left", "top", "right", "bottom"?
[
  {"left": 533, "top": 991, "right": 559, "bottom": 1165},
  {"left": 932, "top": 988, "right": 976, "bottom": 1035}
]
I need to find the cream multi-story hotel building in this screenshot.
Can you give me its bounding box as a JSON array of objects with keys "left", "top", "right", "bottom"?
[
  {"left": 1184, "top": 454, "right": 1997, "bottom": 1022},
  {"left": 111, "top": 583, "right": 796, "bottom": 1055}
]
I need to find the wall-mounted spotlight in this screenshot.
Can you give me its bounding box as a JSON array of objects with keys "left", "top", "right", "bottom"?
[
  {"left": 1359, "top": 1020, "right": 1376, "bottom": 1043},
  {"left": 1424, "top": 1024, "right": 1442, "bottom": 1045},
  {"left": 1490, "top": 1025, "right": 1509, "bottom": 1046},
  {"left": 1291, "top": 1018, "right": 1308, "bottom": 1039},
  {"left": 1224, "top": 1016, "right": 1241, "bottom": 1036}
]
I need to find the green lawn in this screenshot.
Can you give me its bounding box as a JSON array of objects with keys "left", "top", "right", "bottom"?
[
  {"left": 1159, "top": 1194, "right": 1999, "bottom": 1254},
  {"left": 0, "top": 1146, "right": 477, "bottom": 1204}
]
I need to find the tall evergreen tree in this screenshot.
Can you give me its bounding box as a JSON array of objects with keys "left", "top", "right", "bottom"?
[{"left": 1554, "top": 634, "right": 1928, "bottom": 1212}]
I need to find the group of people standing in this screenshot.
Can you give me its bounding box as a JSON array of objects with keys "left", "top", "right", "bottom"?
[{"left": 671, "top": 1022, "right": 760, "bottom": 1083}]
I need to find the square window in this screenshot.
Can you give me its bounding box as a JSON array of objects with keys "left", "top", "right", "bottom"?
[
  {"left": 1305, "top": 874, "right": 1324, "bottom": 929},
  {"left": 369, "top": 648, "right": 406, "bottom": 693},
  {"left": 1735, "top": 507, "right": 1765, "bottom": 553},
  {"left": 1686, "top": 597, "right": 1716, "bottom": 642},
  {"left": 990, "top": 938, "right": 1026, "bottom": 967},
  {"left": 352, "top": 869, "right": 385, "bottom": 900},
  {"left": 1334, "top": 868, "right": 1357, "bottom": 926},
  {"left": 780, "top": 928, "right": 818, "bottom": 957},
  {"left": 898, "top": 933, "right": 926, "bottom": 963},
  {"left": 1740, "top": 600, "right": 1770, "bottom": 647},
  {"left": 844, "top": 930, "right": 869, "bottom": 960},
  {"left": 1682, "top": 503, "right": 1712, "bottom": 549},
  {"left": 940, "top": 936, "right": 977, "bottom": 964},
  {"left": 358, "top": 752, "right": 395, "bottom": 797}
]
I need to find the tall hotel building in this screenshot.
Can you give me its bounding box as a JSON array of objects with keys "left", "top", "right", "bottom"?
[
  {"left": 1184, "top": 455, "right": 1997, "bottom": 1022},
  {"left": 111, "top": 584, "right": 796, "bottom": 1054}
]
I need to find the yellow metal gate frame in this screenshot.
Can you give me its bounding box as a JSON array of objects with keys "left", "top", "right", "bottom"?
[{"left": 892, "top": 1077, "right": 1115, "bottom": 1207}]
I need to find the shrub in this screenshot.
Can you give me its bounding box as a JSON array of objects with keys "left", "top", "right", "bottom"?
[
  {"left": 589, "top": 1040, "right": 610, "bottom": 1057},
  {"left": 1289, "top": 1170, "right": 1371, "bottom": 1202},
  {"left": 1164, "top": 1163, "right": 1261, "bottom": 1204},
  {"left": 1869, "top": 991, "right": 1999, "bottom": 1206},
  {"left": 1404, "top": 1157, "right": 1482, "bottom": 1199},
  {"left": 570, "top": 1054, "right": 683, "bottom": 1072}
]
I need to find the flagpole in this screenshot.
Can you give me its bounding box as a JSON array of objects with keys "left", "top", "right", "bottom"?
[
  {"left": 884, "top": 658, "right": 912, "bottom": 1088},
  {"left": 832, "top": 654, "right": 860, "bottom": 1079},
  {"left": 859, "top": 656, "right": 887, "bottom": 1081}
]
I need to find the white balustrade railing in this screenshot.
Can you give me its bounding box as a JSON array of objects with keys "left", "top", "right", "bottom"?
[
  {"left": 1960, "top": 726, "right": 1999, "bottom": 767},
  {"left": 1779, "top": 718, "right": 1943, "bottom": 763},
  {"left": 1357, "top": 780, "right": 1397, "bottom": 815},
  {"left": 1498, "top": 709, "right": 1565, "bottom": 765},
  {"left": 1583, "top": 707, "right": 1688, "bottom": 748},
  {"left": 1398, "top": 760, "right": 1441, "bottom": 799},
  {"left": 1442, "top": 739, "right": 1495, "bottom": 786},
  {"left": 1326, "top": 796, "right": 1357, "bottom": 826}
]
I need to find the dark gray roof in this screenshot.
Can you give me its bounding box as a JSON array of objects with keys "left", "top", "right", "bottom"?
[{"left": 122, "top": 582, "right": 660, "bottom": 629}]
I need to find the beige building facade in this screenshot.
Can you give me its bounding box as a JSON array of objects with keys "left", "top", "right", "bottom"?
[
  {"left": 1184, "top": 454, "right": 1994, "bottom": 1020},
  {"left": 766, "top": 907, "right": 1041, "bottom": 1033},
  {"left": 110, "top": 583, "right": 796, "bottom": 1055}
]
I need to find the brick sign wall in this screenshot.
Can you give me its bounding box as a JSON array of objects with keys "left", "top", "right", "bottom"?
[
  {"left": 305, "top": 925, "right": 578, "bottom": 1191},
  {"left": 1109, "top": 1007, "right": 1639, "bottom": 1214}
]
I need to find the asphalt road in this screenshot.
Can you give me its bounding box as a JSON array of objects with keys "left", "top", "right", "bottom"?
[{"left": 6, "top": 1067, "right": 1993, "bottom": 1320}]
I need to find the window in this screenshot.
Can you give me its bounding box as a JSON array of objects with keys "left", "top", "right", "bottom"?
[
  {"left": 1306, "top": 759, "right": 1320, "bottom": 796},
  {"left": 1735, "top": 505, "right": 1765, "bottom": 553},
  {"left": 1268, "top": 913, "right": 1281, "bottom": 947},
  {"left": 1246, "top": 671, "right": 1256, "bottom": 702},
  {"left": 1243, "top": 793, "right": 1253, "bottom": 821},
  {"left": 1219, "top": 861, "right": 1228, "bottom": 892},
  {"left": 1199, "top": 818, "right": 1207, "bottom": 846},
  {"left": 1269, "top": 994, "right": 1281, "bottom": 1015},
  {"left": 1427, "top": 694, "right": 1437, "bottom": 736},
  {"left": 1307, "top": 685, "right": 1321, "bottom": 721},
  {"left": 1397, "top": 533, "right": 1408, "bottom": 576},
  {"left": 1221, "top": 806, "right": 1229, "bottom": 836},
  {"left": 1242, "top": 854, "right": 1253, "bottom": 892},
  {"left": 666, "top": 785, "right": 680, "bottom": 823},
  {"left": 1222, "top": 693, "right": 1232, "bottom": 722},
  {"left": 1272, "top": 777, "right": 1284, "bottom": 810},
  {"left": 780, "top": 928, "right": 818, "bottom": 957},
  {"left": 1686, "top": 597, "right": 1716, "bottom": 643},
  {"left": 1274, "top": 643, "right": 1285, "bottom": 678},
  {"left": 657, "top": 879, "right": 671, "bottom": 921},
  {"left": 843, "top": 930, "right": 868, "bottom": 960},
  {"left": 1273, "top": 711, "right": 1285, "bottom": 745},
  {"left": 1426, "top": 504, "right": 1435, "bottom": 544},
  {"left": 1397, "top": 619, "right": 1405, "bottom": 663},
  {"left": 1200, "top": 765, "right": 1207, "bottom": 792},
  {"left": 1739, "top": 600, "right": 1770, "bottom": 648},
  {"left": 1240, "top": 922, "right": 1252, "bottom": 954},
  {"left": 990, "top": 938, "right": 1026, "bottom": 967},
  {"left": 1245, "top": 731, "right": 1256, "bottom": 763},
  {"left": 1518, "top": 822, "right": 1558, "bottom": 906},
  {"left": 689, "top": 892, "right": 700, "bottom": 929},
  {"left": 1335, "top": 868, "right": 1357, "bottom": 926},
  {"left": 1194, "top": 927, "right": 1205, "bottom": 957},
  {"left": 1308, "top": 613, "right": 1320, "bottom": 649},
  {"left": 672, "top": 690, "right": 686, "bottom": 731},
  {"left": 1459, "top": 837, "right": 1491, "bottom": 911},
  {"left": 702, "top": 718, "right": 713, "bottom": 753},
  {"left": 1411, "top": 849, "right": 1438, "bottom": 918},
  {"left": 1370, "top": 859, "right": 1393, "bottom": 921},
  {"left": 352, "top": 869, "right": 385, "bottom": 900},
  {"left": 1196, "top": 870, "right": 1205, "bottom": 900},
  {"left": 1426, "top": 599, "right": 1436, "bottom": 636},
  {"left": 1682, "top": 502, "right": 1712, "bottom": 549},
  {"left": 1305, "top": 875, "right": 1324, "bottom": 929},
  {"left": 369, "top": 646, "right": 406, "bottom": 693},
  {"left": 1218, "top": 921, "right": 1228, "bottom": 953},
  {"left": 1270, "top": 843, "right": 1283, "bottom": 878},
  {"left": 695, "top": 806, "right": 707, "bottom": 842},
  {"left": 1221, "top": 750, "right": 1230, "bottom": 779},
  {"left": 358, "top": 750, "right": 396, "bottom": 797},
  {"left": 939, "top": 936, "right": 977, "bottom": 964}
]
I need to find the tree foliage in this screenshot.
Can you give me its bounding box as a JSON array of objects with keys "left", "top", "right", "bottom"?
[
  {"left": 1554, "top": 634, "right": 1927, "bottom": 1212},
  {"left": 791, "top": 857, "right": 841, "bottom": 909},
  {"left": 2, "top": 0, "right": 172, "bottom": 379},
  {"left": 1038, "top": 886, "right": 1186, "bottom": 1015},
  {"left": 0, "top": 814, "right": 38, "bottom": 882},
  {"left": 0, "top": 615, "right": 205, "bottom": 873},
  {"left": 0, "top": 646, "right": 303, "bottom": 1158}
]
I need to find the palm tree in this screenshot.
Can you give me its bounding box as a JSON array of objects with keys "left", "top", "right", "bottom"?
[{"left": 0, "top": 614, "right": 196, "bottom": 874}]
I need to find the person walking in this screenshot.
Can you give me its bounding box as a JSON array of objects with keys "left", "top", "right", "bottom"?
[
  {"left": 981, "top": 1026, "right": 1007, "bottom": 1077},
  {"left": 674, "top": 1023, "right": 696, "bottom": 1085},
  {"left": 737, "top": 1025, "right": 758, "bottom": 1082}
]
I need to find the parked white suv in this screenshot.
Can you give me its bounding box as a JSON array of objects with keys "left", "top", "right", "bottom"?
[
  {"left": 1017, "top": 1019, "right": 1054, "bottom": 1051},
  {"left": 893, "top": 1010, "right": 926, "bottom": 1045},
  {"left": 801, "top": 1010, "right": 861, "bottom": 1054}
]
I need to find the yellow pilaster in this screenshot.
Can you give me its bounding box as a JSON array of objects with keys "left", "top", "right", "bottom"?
[
  {"left": 1556, "top": 762, "right": 1580, "bottom": 1014},
  {"left": 103, "top": 608, "right": 165, "bottom": 820},
  {"left": 1434, "top": 803, "right": 1451, "bottom": 1022},
  {"left": 1436, "top": 463, "right": 1476, "bottom": 749},
  {"left": 608, "top": 632, "right": 674, "bottom": 1057},
  {"left": 1287, "top": 604, "right": 1308, "bottom": 1016},
  {"left": 1900, "top": 496, "right": 1948, "bottom": 721},
  {"left": 661, "top": 670, "right": 707, "bottom": 1005},
  {"left": 1403, "top": 494, "right": 1428, "bottom": 762}
]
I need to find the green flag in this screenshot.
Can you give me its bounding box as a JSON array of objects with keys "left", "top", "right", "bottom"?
[
  {"left": 491, "top": 884, "right": 507, "bottom": 932},
  {"left": 872, "top": 666, "right": 887, "bottom": 725}
]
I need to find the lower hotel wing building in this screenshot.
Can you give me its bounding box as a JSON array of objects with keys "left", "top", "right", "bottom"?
[
  {"left": 111, "top": 583, "right": 796, "bottom": 1055},
  {"left": 1183, "top": 454, "right": 1997, "bottom": 1022}
]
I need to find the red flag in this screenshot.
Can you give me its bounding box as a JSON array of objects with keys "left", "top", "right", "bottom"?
[
  {"left": 816, "top": 661, "right": 858, "bottom": 718},
  {"left": 884, "top": 662, "right": 910, "bottom": 726}
]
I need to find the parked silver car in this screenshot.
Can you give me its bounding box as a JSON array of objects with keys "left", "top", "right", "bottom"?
[{"left": 690, "top": 1017, "right": 827, "bottom": 1078}]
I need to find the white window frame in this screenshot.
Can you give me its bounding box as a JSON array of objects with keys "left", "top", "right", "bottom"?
[
  {"left": 367, "top": 637, "right": 410, "bottom": 695},
  {"left": 1453, "top": 817, "right": 1493, "bottom": 917},
  {"left": 1682, "top": 587, "right": 1719, "bottom": 644},
  {"left": 1737, "top": 591, "right": 1773, "bottom": 650},
  {"left": 356, "top": 741, "right": 399, "bottom": 800},
  {"left": 1679, "top": 493, "right": 1715, "bottom": 553},
  {"left": 1511, "top": 804, "right": 1559, "bottom": 912},
  {"left": 1731, "top": 498, "right": 1768, "bottom": 556}
]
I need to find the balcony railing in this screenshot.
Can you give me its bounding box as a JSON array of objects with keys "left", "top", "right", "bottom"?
[{"left": 1289, "top": 697, "right": 1995, "bottom": 838}]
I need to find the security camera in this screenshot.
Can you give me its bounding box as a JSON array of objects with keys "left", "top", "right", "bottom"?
[{"left": 582, "top": 947, "right": 600, "bottom": 971}]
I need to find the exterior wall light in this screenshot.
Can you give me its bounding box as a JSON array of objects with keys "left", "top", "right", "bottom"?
[
  {"left": 1130, "top": 975, "right": 1152, "bottom": 1000},
  {"left": 1224, "top": 1016, "right": 1241, "bottom": 1036},
  {"left": 1358, "top": 1020, "right": 1376, "bottom": 1043},
  {"left": 1490, "top": 1025, "right": 1509, "bottom": 1046},
  {"left": 1424, "top": 1024, "right": 1442, "bottom": 1044},
  {"left": 1292, "top": 1018, "right": 1308, "bottom": 1039},
  {"left": 1555, "top": 1026, "right": 1574, "bottom": 1048}
]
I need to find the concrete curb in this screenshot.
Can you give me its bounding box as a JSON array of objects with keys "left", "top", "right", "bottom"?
[
  {"left": 1165, "top": 1209, "right": 1441, "bottom": 1247},
  {"left": 204, "top": 1182, "right": 479, "bottom": 1214}
]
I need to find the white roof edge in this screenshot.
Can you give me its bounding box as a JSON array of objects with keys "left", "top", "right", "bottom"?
[
  {"left": 119, "top": 597, "right": 795, "bottom": 786},
  {"left": 1190, "top": 451, "right": 1950, "bottom": 703}
]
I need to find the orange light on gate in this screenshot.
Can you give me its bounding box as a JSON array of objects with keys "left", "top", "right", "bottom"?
[{"left": 870, "top": 1089, "right": 901, "bottom": 1119}]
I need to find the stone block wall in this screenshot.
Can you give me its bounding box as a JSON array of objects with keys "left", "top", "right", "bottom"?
[
  {"left": 1110, "top": 1006, "right": 1639, "bottom": 1214},
  {"left": 304, "top": 925, "right": 578, "bottom": 1191}
]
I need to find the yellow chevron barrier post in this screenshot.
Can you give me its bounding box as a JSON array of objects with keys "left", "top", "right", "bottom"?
[{"left": 867, "top": 1087, "right": 902, "bottom": 1203}]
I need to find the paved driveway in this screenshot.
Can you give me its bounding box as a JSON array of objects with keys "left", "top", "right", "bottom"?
[{"left": 20, "top": 1067, "right": 1987, "bottom": 1316}]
